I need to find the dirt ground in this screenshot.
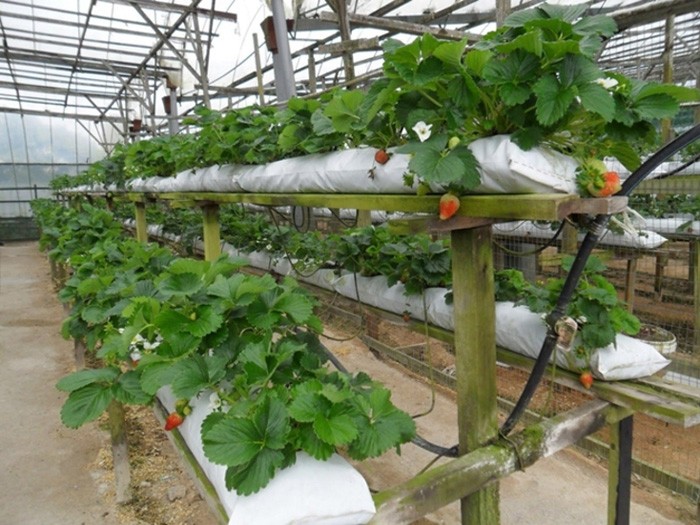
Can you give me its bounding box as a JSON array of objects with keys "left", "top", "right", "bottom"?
[{"left": 0, "top": 241, "right": 697, "bottom": 525}]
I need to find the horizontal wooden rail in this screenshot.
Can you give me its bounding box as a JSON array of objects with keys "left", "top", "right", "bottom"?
[
  {"left": 370, "top": 399, "right": 615, "bottom": 524},
  {"left": 68, "top": 189, "right": 628, "bottom": 222}
]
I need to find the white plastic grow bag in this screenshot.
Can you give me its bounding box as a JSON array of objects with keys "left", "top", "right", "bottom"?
[
  {"left": 235, "top": 136, "right": 579, "bottom": 195},
  {"left": 467, "top": 135, "right": 578, "bottom": 194},
  {"left": 234, "top": 243, "right": 669, "bottom": 381},
  {"left": 492, "top": 302, "right": 670, "bottom": 380},
  {"left": 156, "top": 386, "right": 376, "bottom": 525},
  {"left": 493, "top": 220, "right": 668, "bottom": 249},
  {"left": 236, "top": 148, "right": 416, "bottom": 194}
]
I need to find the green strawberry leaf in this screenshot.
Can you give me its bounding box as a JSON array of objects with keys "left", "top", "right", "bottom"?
[
  {"left": 533, "top": 74, "right": 576, "bottom": 126},
  {"left": 56, "top": 367, "right": 120, "bottom": 392},
  {"left": 113, "top": 370, "right": 153, "bottom": 405},
  {"left": 157, "top": 272, "right": 203, "bottom": 298},
  {"left": 313, "top": 411, "right": 358, "bottom": 446},
  {"left": 60, "top": 383, "right": 114, "bottom": 428}
]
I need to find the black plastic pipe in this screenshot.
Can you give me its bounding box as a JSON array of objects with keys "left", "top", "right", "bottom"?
[{"left": 499, "top": 124, "right": 700, "bottom": 436}]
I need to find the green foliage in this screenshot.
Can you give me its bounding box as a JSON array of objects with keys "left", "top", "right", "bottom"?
[
  {"left": 494, "top": 256, "right": 640, "bottom": 363},
  {"left": 45, "top": 202, "right": 415, "bottom": 495}
]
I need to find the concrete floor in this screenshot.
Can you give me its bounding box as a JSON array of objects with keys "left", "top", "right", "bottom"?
[{"left": 0, "top": 241, "right": 693, "bottom": 525}]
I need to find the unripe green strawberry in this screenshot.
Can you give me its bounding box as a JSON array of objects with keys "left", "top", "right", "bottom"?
[{"left": 448, "top": 136, "right": 460, "bottom": 150}]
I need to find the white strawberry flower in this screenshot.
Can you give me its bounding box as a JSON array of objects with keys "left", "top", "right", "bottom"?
[
  {"left": 209, "top": 392, "right": 222, "bottom": 410},
  {"left": 595, "top": 77, "right": 618, "bottom": 90},
  {"left": 412, "top": 121, "right": 433, "bottom": 142},
  {"left": 143, "top": 340, "right": 159, "bottom": 351},
  {"left": 130, "top": 349, "right": 142, "bottom": 363}
]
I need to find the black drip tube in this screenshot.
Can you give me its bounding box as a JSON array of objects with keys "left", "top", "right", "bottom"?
[
  {"left": 499, "top": 124, "right": 700, "bottom": 436},
  {"left": 311, "top": 331, "right": 459, "bottom": 458}
]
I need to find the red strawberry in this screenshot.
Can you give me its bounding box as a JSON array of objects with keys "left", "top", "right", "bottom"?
[
  {"left": 579, "top": 370, "right": 594, "bottom": 389},
  {"left": 164, "top": 412, "right": 184, "bottom": 431},
  {"left": 587, "top": 171, "right": 621, "bottom": 198},
  {"left": 439, "top": 193, "right": 460, "bottom": 220},
  {"left": 374, "top": 149, "right": 390, "bottom": 165}
]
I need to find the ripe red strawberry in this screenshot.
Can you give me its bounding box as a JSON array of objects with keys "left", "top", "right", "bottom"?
[
  {"left": 439, "top": 193, "right": 460, "bottom": 220},
  {"left": 374, "top": 149, "right": 390, "bottom": 165},
  {"left": 587, "top": 171, "right": 622, "bottom": 198},
  {"left": 164, "top": 412, "right": 184, "bottom": 431},
  {"left": 579, "top": 370, "right": 594, "bottom": 389}
]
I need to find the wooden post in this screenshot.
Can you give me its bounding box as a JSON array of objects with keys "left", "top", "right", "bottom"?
[
  {"left": 252, "top": 32, "right": 266, "bottom": 106},
  {"left": 356, "top": 210, "right": 372, "bottom": 227},
  {"left": 134, "top": 202, "right": 148, "bottom": 243},
  {"left": 308, "top": 49, "right": 318, "bottom": 94},
  {"left": 624, "top": 257, "right": 637, "bottom": 312},
  {"left": 74, "top": 338, "right": 86, "bottom": 370},
  {"left": 108, "top": 399, "right": 132, "bottom": 503},
  {"left": 495, "top": 0, "right": 511, "bottom": 27},
  {"left": 694, "top": 239, "right": 700, "bottom": 354},
  {"left": 562, "top": 221, "right": 578, "bottom": 254},
  {"left": 201, "top": 203, "right": 221, "bottom": 261},
  {"left": 451, "top": 225, "right": 499, "bottom": 524},
  {"left": 608, "top": 413, "right": 634, "bottom": 525}
]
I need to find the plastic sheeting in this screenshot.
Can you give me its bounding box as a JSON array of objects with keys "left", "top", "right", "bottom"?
[
  {"left": 156, "top": 386, "right": 376, "bottom": 525},
  {"left": 493, "top": 220, "right": 668, "bottom": 249},
  {"left": 493, "top": 302, "right": 670, "bottom": 380},
  {"left": 236, "top": 138, "right": 578, "bottom": 195}
]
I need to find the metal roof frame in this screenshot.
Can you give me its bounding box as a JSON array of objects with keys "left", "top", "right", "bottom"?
[{"left": 0, "top": 0, "right": 696, "bottom": 153}]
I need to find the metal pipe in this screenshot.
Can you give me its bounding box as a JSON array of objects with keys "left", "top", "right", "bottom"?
[{"left": 270, "top": 0, "right": 296, "bottom": 102}]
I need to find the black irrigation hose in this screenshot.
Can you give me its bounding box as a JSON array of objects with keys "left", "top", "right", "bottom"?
[
  {"left": 310, "top": 330, "right": 459, "bottom": 458},
  {"left": 499, "top": 124, "right": 700, "bottom": 437}
]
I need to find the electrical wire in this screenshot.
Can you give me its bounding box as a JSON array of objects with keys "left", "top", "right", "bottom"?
[{"left": 312, "top": 328, "right": 458, "bottom": 459}]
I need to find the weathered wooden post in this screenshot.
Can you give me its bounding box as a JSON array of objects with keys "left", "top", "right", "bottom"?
[
  {"left": 108, "top": 399, "right": 132, "bottom": 503},
  {"left": 134, "top": 201, "right": 148, "bottom": 243},
  {"left": 201, "top": 202, "right": 221, "bottom": 261},
  {"left": 451, "top": 222, "right": 499, "bottom": 524}
]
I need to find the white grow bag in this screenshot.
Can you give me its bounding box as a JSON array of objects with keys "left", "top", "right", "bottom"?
[
  {"left": 156, "top": 386, "right": 376, "bottom": 525},
  {"left": 224, "top": 244, "right": 670, "bottom": 381},
  {"left": 235, "top": 135, "right": 578, "bottom": 195},
  {"left": 493, "top": 220, "right": 668, "bottom": 250}
]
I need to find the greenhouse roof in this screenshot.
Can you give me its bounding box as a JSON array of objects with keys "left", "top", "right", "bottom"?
[{"left": 0, "top": 0, "right": 697, "bottom": 152}]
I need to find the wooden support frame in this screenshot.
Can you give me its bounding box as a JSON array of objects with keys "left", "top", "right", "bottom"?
[
  {"left": 371, "top": 400, "right": 612, "bottom": 523},
  {"left": 68, "top": 188, "right": 700, "bottom": 525}
]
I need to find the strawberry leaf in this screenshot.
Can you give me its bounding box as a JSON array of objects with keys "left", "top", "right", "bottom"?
[
  {"left": 56, "top": 367, "right": 120, "bottom": 392},
  {"left": 60, "top": 384, "right": 114, "bottom": 428}
]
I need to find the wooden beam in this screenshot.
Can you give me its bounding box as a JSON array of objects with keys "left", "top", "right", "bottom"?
[
  {"left": 317, "top": 11, "right": 478, "bottom": 42},
  {"left": 318, "top": 37, "right": 381, "bottom": 56},
  {"left": 371, "top": 400, "right": 612, "bottom": 524}
]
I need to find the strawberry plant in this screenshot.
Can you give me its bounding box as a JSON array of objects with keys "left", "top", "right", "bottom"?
[
  {"left": 45, "top": 202, "right": 415, "bottom": 496},
  {"left": 495, "top": 255, "right": 641, "bottom": 363},
  {"left": 372, "top": 5, "right": 697, "bottom": 194},
  {"left": 380, "top": 237, "right": 452, "bottom": 295}
]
